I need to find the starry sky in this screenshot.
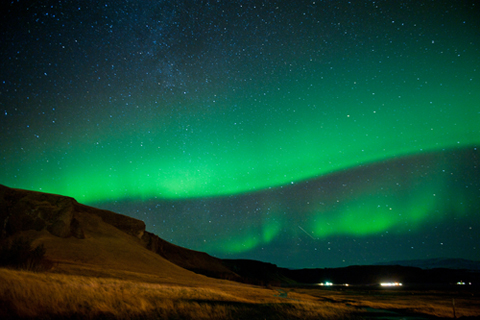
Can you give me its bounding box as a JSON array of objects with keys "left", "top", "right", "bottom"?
[{"left": 1, "top": 0, "right": 479, "bottom": 269}]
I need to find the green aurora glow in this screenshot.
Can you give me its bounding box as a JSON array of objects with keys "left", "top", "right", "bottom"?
[
  {"left": 1, "top": 0, "right": 479, "bottom": 267},
  {"left": 183, "top": 150, "right": 479, "bottom": 256},
  {"left": 4, "top": 67, "right": 479, "bottom": 203}
]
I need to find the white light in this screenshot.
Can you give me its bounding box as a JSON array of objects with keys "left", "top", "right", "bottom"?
[{"left": 380, "top": 282, "right": 403, "bottom": 287}]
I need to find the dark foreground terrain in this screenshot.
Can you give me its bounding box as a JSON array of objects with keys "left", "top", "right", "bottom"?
[
  {"left": 2, "top": 267, "right": 480, "bottom": 320},
  {"left": 1, "top": 185, "right": 479, "bottom": 319},
  {"left": 291, "top": 284, "right": 480, "bottom": 319}
]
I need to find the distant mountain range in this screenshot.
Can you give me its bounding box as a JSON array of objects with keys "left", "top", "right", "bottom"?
[
  {"left": 1, "top": 184, "right": 479, "bottom": 286},
  {"left": 375, "top": 258, "right": 480, "bottom": 271}
]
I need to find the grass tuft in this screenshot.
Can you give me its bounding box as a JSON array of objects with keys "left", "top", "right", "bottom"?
[{"left": 0, "top": 237, "right": 52, "bottom": 271}]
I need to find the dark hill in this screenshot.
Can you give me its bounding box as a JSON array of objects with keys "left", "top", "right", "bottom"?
[
  {"left": 283, "top": 265, "right": 480, "bottom": 285},
  {"left": 375, "top": 258, "right": 480, "bottom": 271},
  {"left": 0, "top": 184, "right": 239, "bottom": 283},
  {"left": 2, "top": 185, "right": 478, "bottom": 287}
]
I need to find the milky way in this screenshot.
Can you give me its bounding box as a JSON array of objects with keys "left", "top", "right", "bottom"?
[{"left": 1, "top": 0, "right": 479, "bottom": 268}]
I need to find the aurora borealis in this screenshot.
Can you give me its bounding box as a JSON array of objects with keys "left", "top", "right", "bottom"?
[{"left": 1, "top": 0, "right": 479, "bottom": 268}]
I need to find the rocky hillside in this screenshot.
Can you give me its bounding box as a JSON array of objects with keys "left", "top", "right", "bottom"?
[
  {"left": 0, "top": 184, "right": 145, "bottom": 240},
  {"left": 5, "top": 185, "right": 477, "bottom": 287},
  {"left": 0, "top": 184, "right": 242, "bottom": 281}
]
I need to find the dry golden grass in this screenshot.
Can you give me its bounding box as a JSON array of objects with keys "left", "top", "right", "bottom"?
[
  {"left": 0, "top": 268, "right": 362, "bottom": 320},
  {"left": 293, "top": 287, "right": 480, "bottom": 319},
  {"left": 1, "top": 212, "right": 363, "bottom": 319}
]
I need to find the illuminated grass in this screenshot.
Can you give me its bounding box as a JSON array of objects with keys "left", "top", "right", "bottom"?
[{"left": 0, "top": 268, "right": 362, "bottom": 320}]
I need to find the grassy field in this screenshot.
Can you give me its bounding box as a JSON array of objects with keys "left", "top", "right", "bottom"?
[
  {"left": 2, "top": 213, "right": 362, "bottom": 319},
  {"left": 3, "top": 267, "right": 480, "bottom": 319},
  {"left": 0, "top": 268, "right": 362, "bottom": 320},
  {"left": 292, "top": 286, "right": 480, "bottom": 319},
  {"left": 3, "top": 187, "right": 478, "bottom": 319}
]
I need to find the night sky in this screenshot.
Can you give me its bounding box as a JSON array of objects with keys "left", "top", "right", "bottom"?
[{"left": 1, "top": 0, "right": 479, "bottom": 269}]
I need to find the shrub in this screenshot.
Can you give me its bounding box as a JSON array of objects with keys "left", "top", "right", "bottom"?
[{"left": 0, "top": 237, "right": 49, "bottom": 271}]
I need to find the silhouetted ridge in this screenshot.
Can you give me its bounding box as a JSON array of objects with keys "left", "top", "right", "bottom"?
[
  {"left": 375, "top": 258, "right": 480, "bottom": 271},
  {"left": 142, "top": 231, "right": 240, "bottom": 281},
  {"left": 2, "top": 184, "right": 479, "bottom": 287}
]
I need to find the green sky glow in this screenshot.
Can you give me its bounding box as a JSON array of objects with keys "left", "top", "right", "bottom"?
[
  {"left": 2, "top": 0, "right": 479, "bottom": 268},
  {"left": 4, "top": 68, "right": 479, "bottom": 203},
  {"left": 188, "top": 150, "right": 478, "bottom": 258}
]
